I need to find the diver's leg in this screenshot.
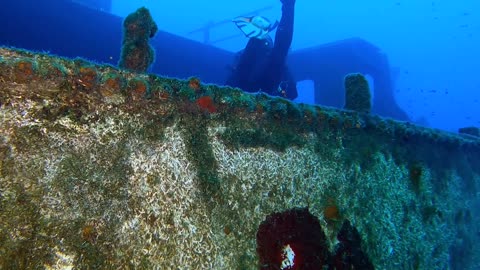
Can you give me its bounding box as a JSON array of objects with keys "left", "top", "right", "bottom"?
[{"left": 226, "top": 38, "right": 262, "bottom": 88}]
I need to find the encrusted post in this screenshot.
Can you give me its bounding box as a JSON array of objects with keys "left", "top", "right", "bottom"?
[
  {"left": 118, "top": 7, "right": 158, "bottom": 72},
  {"left": 344, "top": 73, "right": 372, "bottom": 113}
]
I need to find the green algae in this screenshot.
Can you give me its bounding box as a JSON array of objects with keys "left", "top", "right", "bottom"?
[
  {"left": 51, "top": 142, "right": 132, "bottom": 267},
  {"left": 216, "top": 97, "right": 310, "bottom": 152},
  {"left": 218, "top": 87, "right": 256, "bottom": 111},
  {"left": 220, "top": 120, "right": 306, "bottom": 152},
  {"left": 0, "top": 124, "right": 132, "bottom": 267},
  {"left": 0, "top": 183, "right": 53, "bottom": 269},
  {"left": 53, "top": 142, "right": 131, "bottom": 216},
  {"left": 180, "top": 115, "right": 220, "bottom": 199},
  {"left": 0, "top": 136, "right": 53, "bottom": 268}
]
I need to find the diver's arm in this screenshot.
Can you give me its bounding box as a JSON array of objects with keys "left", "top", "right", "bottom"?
[{"left": 272, "top": 0, "right": 295, "bottom": 61}]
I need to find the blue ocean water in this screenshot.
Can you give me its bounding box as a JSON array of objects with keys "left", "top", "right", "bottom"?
[{"left": 1, "top": 0, "right": 479, "bottom": 131}]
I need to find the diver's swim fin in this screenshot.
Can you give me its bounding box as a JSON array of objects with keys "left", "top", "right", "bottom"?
[{"left": 232, "top": 16, "right": 279, "bottom": 40}]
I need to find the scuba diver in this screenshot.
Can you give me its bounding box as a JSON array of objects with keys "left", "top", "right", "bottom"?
[{"left": 226, "top": 0, "right": 297, "bottom": 100}]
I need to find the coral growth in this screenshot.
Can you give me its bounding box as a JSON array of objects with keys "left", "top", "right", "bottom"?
[
  {"left": 77, "top": 66, "right": 98, "bottom": 90},
  {"left": 14, "top": 59, "right": 35, "bottom": 82},
  {"left": 82, "top": 224, "right": 97, "bottom": 244},
  {"left": 188, "top": 77, "right": 201, "bottom": 91},
  {"left": 102, "top": 75, "right": 123, "bottom": 93},
  {"left": 196, "top": 96, "right": 216, "bottom": 113},
  {"left": 323, "top": 205, "right": 340, "bottom": 222},
  {"left": 127, "top": 78, "right": 150, "bottom": 101}
]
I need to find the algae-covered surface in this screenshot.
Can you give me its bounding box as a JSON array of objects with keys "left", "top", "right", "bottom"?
[{"left": 1, "top": 47, "right": 480, "bottom": 269}]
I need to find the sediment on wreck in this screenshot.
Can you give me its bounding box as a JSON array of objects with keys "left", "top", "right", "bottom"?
[{"left": 0, "top": 47, "right": 479, "bottom": 269}]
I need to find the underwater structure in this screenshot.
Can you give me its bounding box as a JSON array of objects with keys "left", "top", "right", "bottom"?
[
  {"left": 72, "top": 0, "right": 112, "bottom": 11},
  {"left": 0, "top": 47, "right": 480, "bottom": 269}
]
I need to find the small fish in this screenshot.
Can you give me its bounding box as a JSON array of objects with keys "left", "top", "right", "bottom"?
[{"left": 232, "top": 16, "right": 279, "bottom": 40}]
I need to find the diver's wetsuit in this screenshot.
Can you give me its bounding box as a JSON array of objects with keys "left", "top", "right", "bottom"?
[{"left": 226, "top": 1, "right": 297, "bottom": 100}]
